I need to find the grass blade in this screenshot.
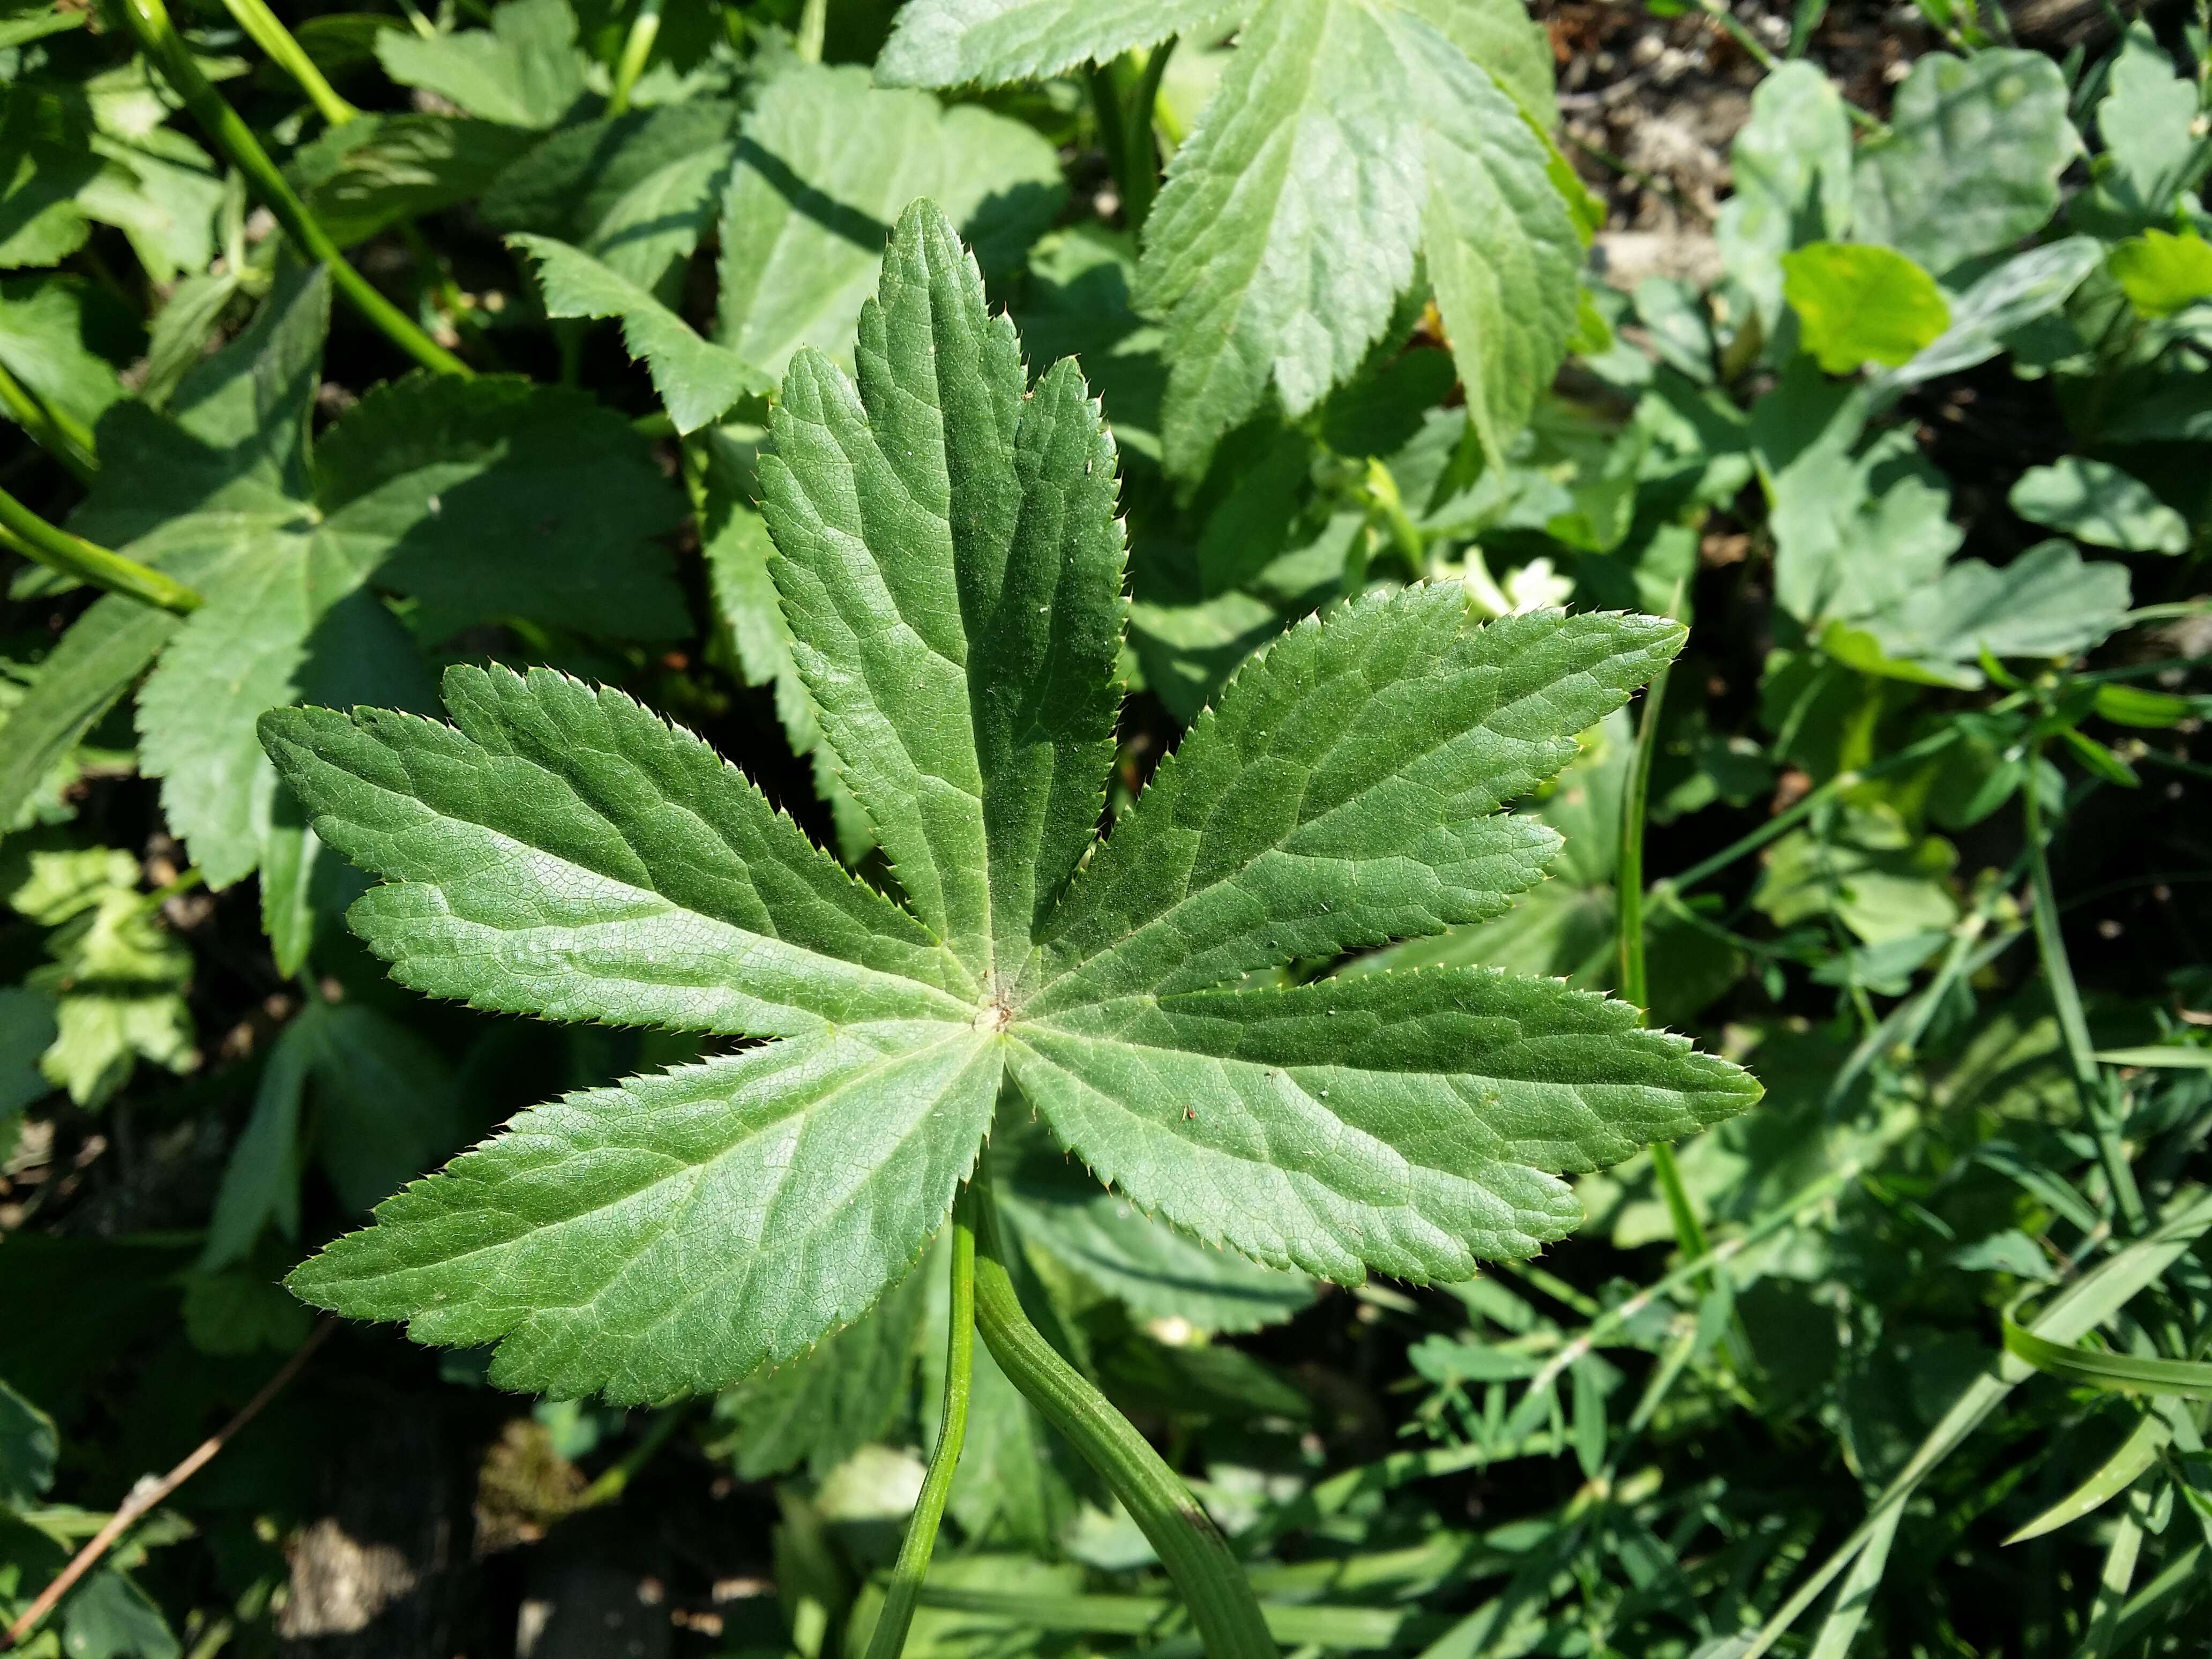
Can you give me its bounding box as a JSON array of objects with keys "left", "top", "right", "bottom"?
[{"left": 2004, "top": 1410, "right": 2170, "bottom": 1545}]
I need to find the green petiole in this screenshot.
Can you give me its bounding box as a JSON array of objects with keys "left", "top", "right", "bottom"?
[
  {"left": 863, "top": 1188, "right": 977, "bottom": 1659},
  {"left": 607, "top": 0, "right": 665, "bottom": 115},
  {"left": 0, "top": 355, "right": 98, "bottom": 481},
  {"left": 969, "top": 1168, "right": 1277, "bottom": 1659},
  {"left": 215, "top": 0, "right": 361, "bottom": 126},
  {"left": 0, "top": 484, "right": 201, "bottom": 615}
]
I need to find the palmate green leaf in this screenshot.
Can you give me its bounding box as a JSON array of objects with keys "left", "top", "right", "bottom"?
[
  {"left": 258, "top": 663, "right": 971, "bottom": 1036},
  {"left": 271, "top": 201, "right": 1754, "bottom": 1402},
  {"left": 1344, "top": 711, "right": 1740, "bottom": 1027},
  {"left": 1011, "top": 966, "right": 1748, "bottom": 1280},
  {"left": 509, "top": 233, "right": 769, "bottom": 434},
  {"left": 876, "top": 0, "right": 1246, "bottom": 89},
  {"left": 761, "top": 202, "right": 1128, "bottom": 978},
  {"left": 695, "top": 427, "right": 874, "bottom": 861},
  {"left": 1028, "top": 596, "right": 1680, "bottom": 1005},
  {"left": 66, "top": 265, "right": 685, "bottom": 890},
  {"left": 1136, "top": 0, "right": 1577, "bottom": 475}
]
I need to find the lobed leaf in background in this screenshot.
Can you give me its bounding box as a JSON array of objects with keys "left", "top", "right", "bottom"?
[
  {"left": 882, "top": 0, "right": 1587, "bottom": 477},
  {"left": 4, "top": 265, "right": 686, "bottom": 969},
  {"left": 1136, "top": 0, "right": 1581, "bottom": 475}
]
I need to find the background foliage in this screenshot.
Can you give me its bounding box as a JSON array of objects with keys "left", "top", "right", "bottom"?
[{"left": 2, "top": 0, "right": 2210, "bottom": 1656}]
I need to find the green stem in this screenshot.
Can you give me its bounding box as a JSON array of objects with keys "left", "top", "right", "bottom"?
[
  {"left": 1126, "top": 41, "right": 1175, "bottom": 233},
  {"left": 137, "top": 868, "right": 207, "bottom": 918},
  {"left": 969, "top": 1170, "right": 1275, "bottom": 1659},
  {"left": 1655, "top": 723, "right": 1964, "bottom": 901},
  {"left": 2021, "top": 751, "right": 2148, "bottom": 1233},
  {"left": 795, "top": 0, "right": 826, "bottom": 64},
  {"left": 215, "top": 0, "right": 360, "bottom": 125},
  {"left": 1088, "top": 43, "right": 1175, "bottom": 234},
  {"left": 1618, "top": 647, "right": 1714, "bottom": 1269},
  {"left": 1357, "top": 459, "right": 1431, "bottom": 585},
  {"left": 0, "top": 356, "right": 97, "bottom": 481},
  {"left": 1522, "top": 1159, "right": 1866, "bottom": 1401},
  {"left": 0, "top": 483, "right": 201, "bottom": 614},
  {"left": 864, "top": 1190, "right": 976, "bottom": 1659},
  {"left": 573, "top": 1402, "right": 687, "bottom": 1509},
  {"left": 116, "top": 0, "right": 473, "bottom": 380},
  {"left": 607, "top": 0, "right": 663, "bottom": 116}
]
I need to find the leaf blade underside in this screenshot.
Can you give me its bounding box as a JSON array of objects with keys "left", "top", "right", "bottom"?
[
  {"left": 288, "top": 1023, "right": 1004, "bottom": 1403},
  {"left": 260, "top": 663, "right": 974, "bottom": 1037},
  {"left": 1009, "top": 968, "right": 1758, "bottom": 1282},
  {"left": 761, "top": 200, "right": 1126, "bottom": 987},
  {"left": 1031, "top": 594, "right": 1686, "bottom": 1009}
]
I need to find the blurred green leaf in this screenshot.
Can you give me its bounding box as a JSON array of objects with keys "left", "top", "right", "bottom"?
[
  {"left": 876, "top": 0, "right": 1244, "bottom": 87},
  {"left": 2004, "top": 1409, "right": 2170, "bottom": 1544},
  {"left": 716, "top": 63, "right": 1063, "bottom": 379},
  {"left": 480, "top": 99, "right": 740, "bottom": 300},
  {"left": 1137, "top": 0, "right": 1576, "bottom": 473},
  {"left": 289, "top": 114, "right": 539, "bottom": 249},
  {"left": 1715, "top": 61, "right": 1853, "bottom": 331},
  {"left": 0, "top": 1376, "right": 56, "bottom": 1506},
  {"left": 374, "top": 0, "right": 589, "bottom": 127},
  {"left": 1782, "top": 242, "right": 1951, "bottom": 374},
  {"left": 1859, "top": 541, "right": 2133, "bottom": 679},
  {"left": 510, "top": 233, "right": 769, "bottom": 432},
  {"left": 2010, "top": 458, "right": 2189, "bottom": 555},
  {"left": 2109, "top": 229, "right": 2212, "bottom": 319},
  {"left": 2003, "top": 1316, "right": 2212, "bottom": 1399},
  {"left": 2075, "top": 25, "right": 2200, "bottom": 236},
  {"left": 1853, "top": 50, "right": 2074, "bottom": 277}
]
